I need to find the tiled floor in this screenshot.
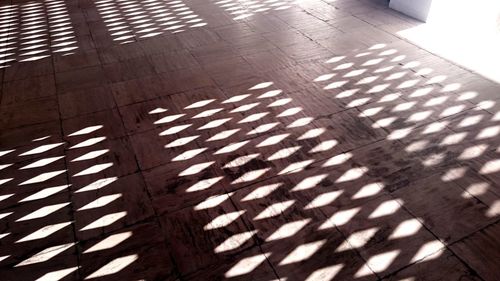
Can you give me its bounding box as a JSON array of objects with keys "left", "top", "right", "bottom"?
[{"left": 1, "top": 0, "right": 500, "bottom": 280}]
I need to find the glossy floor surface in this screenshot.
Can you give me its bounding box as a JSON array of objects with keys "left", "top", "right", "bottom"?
[{"left": 1, "top": 0, "right": 500, "bottom": 280}]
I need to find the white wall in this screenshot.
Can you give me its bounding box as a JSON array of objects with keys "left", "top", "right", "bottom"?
[
  {"left": 389, "top": 0, "right": 433, "bottom": 22},
  {"left": 395, "top": 0, "right": 500, "bottom": 83}
]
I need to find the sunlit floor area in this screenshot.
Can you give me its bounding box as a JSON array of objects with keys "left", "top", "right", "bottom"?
[{"left": 1, "top": 0, "right": 500, "bottom": 280}]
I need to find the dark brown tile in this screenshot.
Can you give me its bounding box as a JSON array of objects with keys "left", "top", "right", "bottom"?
[
  {"left": 55, "top": 66, "right": 107, "bottom": 93},
  {"left": 393, "top": 174, "right": 496, "bottom": 244},
  {"left": 58, "top": 86, "right": 116, "bottom": 119},
  {"left": 451, "top": 221, "right": 500, "bottom": 281},
  {"left": 110, "top": 69, "right": 214, "bottom": 106},
  {"left": 2, "top": 76, "right": 56, "bottom": 106},
  {"left": 0, "top": 98, "right": 60, "bottom": 129},
  {"left": 3, "top": 58, "right": 54, "bottom": 82},
  {"left": 53, "top": 49, "right": 101, "bottom": 72}
]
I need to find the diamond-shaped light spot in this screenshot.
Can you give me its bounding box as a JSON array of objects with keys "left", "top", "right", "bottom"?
[
  {"left": 159, "top": 124, "right": 192, "bottom": 136},
  {"left": 194, "top": 193, "right": 231, "bottom": 210},
  {"left": 344, "top": 69, "right": 366, "bottom": 78},
  {"left": 193, "top": 108, "right": 224, "bottom": 118},
  {"left": 19, "top": 143, "right": 64, "bottom": 156},
  {"left": 309, "top": 140, "right": 338, "bottom": 154},
  {"left": 214, "top": 230, "right": 258, "bottom": 253},
  {"left": 21, "top": 185, "right": 70, "bottom": 202},
  {"left": 78, "top": 194, "right": 122, "bottom": 211},
  {"left": 335, "top": 167, "right": 368, "bottom": 183},
  {"left": 148, "top": 108, "right": 167, "bottom": 114},
  {"left": 266, "top": 219, "right": 310, "bottom": 242},
  {"left": 206, "top": 129, "right": 240, "bottom": 141},
  {"left": 85, "top": 255, "right": 138, "bottom": 279},
  {"left": 314, "top": 73, "right": 335, "bottom": 82},
  {"left": 388, "top": 218, "right": 422, "bottom": 240},
  {"left": 325, "top": 56, "right": 345, "bottom": 63},
  {"left": 247, "top": 122, "right": 279, "bottom": 135},
  {"left": 222, "top": 94, "right": 251, "bottom": 103},
  {"left": 363, "top": 57, "right": 384, "bottom": 66},
  {"left": 479, "top": 159, "right": 500, "bottom": 175},
  {"left": 355, "top": 250, "right": 400, "bottom": 277},
  {"left": 231, "top": 103, "right": 260, "bottom": 113},
  {"left": 34, "top": 267, "right": 78, "bottom": 281},
  {"left": 324, "top": 80, "right": 348, "bottom": 90},
  {"left": 198, "top": 118, "right": 232, "bottom": 129},
  {"left": 80, "top": 212, "right": 127, "bottom": 231},
  {"left": 254, "top": 200, "right": 295, "bottom": 220},
  {"left": 15, "top": 243, "right": 74, "bottom": 267},
  {"left": 0, "top": 212, "right": 13, "bottom": 220},
  {"left": 69, "top": 125, "right": 103, "bottom": 137},
  {"left": 291, "top": 174, "right": 328, "bottom": 192},
  {"left": 267, "top": 146, "right": 301, "bottom": 161},
  {"left": 232, "top": 168, "right": 271, "bottom": 184},
  {"left": 320, "top": 207, "right": 361, "bottom": 229},
  {"left": 0, "top": 149, "right": 15, "bottom": 157},
  {"left": 258, "top": 89, "right": 282, "bottom": 99},
  {"left": 17, "top": 222, "right": 72, "bottom": 243},
  {"left": 336, "top": 227, "right": 378, "bottom": 252},
  {"left": 352, "top": 183, "right": 383, "bottom": 199},
  {"left": 224, "top": 253, "right": 268, "bottom": 278},
  {"left": 165, "top": 135, "right": 199, "bottom": 148},
  {"left": 304, "top": 190, "right": 343, "bottom": 210},
  {"left": 154, "top": 113, "right": 186, "bottom": 124},
  {"left": 410, "top": 240, "right": 444, "bottom": 263},
  {"left": 239, "top": 112, "right": 269, "bottom": 123},
  {"left": 71, "top": 150, "right": 109, "bottom": 162},
  {"left": 477, "top": 125, "right": 500, "bottom": 140},
  {"left": 277, "top": 107, "right": 302, "bottom": 117},
  {"left": 241, "top": 183, "right": 282, "bottom": 201},
  {"left": 224, "top": 154, "right": 260, "bottom": 169},
  {"left": 279, "top": 160, "right": 314, "bottom": 175},
  {"left": 257, "top": 133, "right": 289, "bottom": 147},
  {"left": 73, "top": 163, "right": 113, "bottom": 177},
  {"left": 336, "top": 89, "right": 359, "bottom": 98},
  {"left": 172, "top": 148, "right": 208, "bottom": 161},
  {"left": 249, "top": 81, "right": 273, "bottom": 90},
  {"left": 179, "top": 161, "right": 215, "bottom": 176},
  {"left": 298, "top": 128, "right": 325, "bottom": 140},
  {"left": 185, "top": 176, "right": 224, "bottom": 192},
  {"left": 279, "top": 240, "right": 326, "bottom": 265},
  {"left": 84, "top": 232, "right": 132, "bottom": 254},
  {"left": 185, "top": 99, "right": 215, "bottom": 109},
  {"left": 20, "top": 170, "right": 66, "bottom": 185},
  {"left": 333, "top": 62, "right": 353, "bottom": 70},
  {"left": 76, "top": 177, "right": 117, "bottom": 193},
  {"left": 0, "top": 194, "right": 14, "bottom": 202},
  {"left": 0, "top": 178, "right": 13, "bottom": 186},
  {"left": 368, "top": 199, "right": 401, "bottom": 219},
  {"left": 70, "top": 137, "right": 106, "bottom": 149},
  {"left": 17, "top": 203, "right": 70, "bottom": 221},
  {"left": 204, "top": 210, "right": 245, "bottom": 230},
  {"left": 268, "top": 98, "right": 292, "bottom": 107},
  {"left": 305, "top": 264, "right": 343, "bottom": 281},
  {"left": 215, "top": 141, "right": 249, "bottom": 154},
  {"left": 287, "top": 117, "right": 314, "bottom": 128}
]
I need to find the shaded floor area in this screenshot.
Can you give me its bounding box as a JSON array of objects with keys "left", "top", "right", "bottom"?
[{"left": 1, "top": 0, "right": 500, "bottom": 280}]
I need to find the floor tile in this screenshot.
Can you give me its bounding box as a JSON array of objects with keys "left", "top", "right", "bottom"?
[
  {"left": 451, "top": 221, "right": 500, "bottom": 281},
  {"left": 393, "top": 174, "right": 496, "bottom": 244}
]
